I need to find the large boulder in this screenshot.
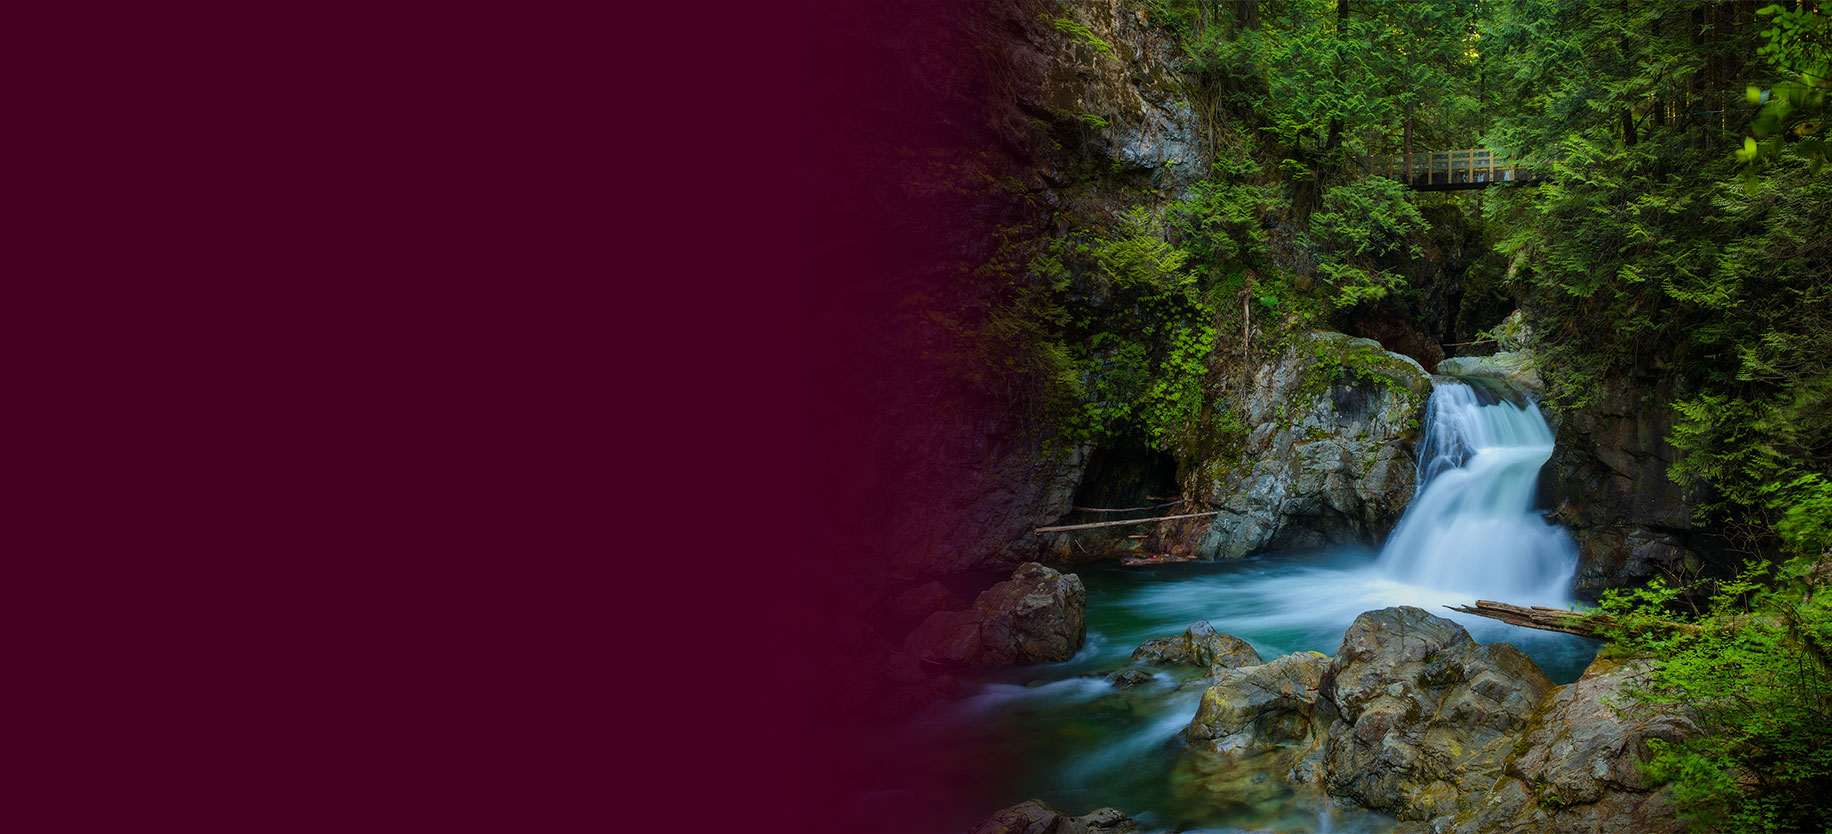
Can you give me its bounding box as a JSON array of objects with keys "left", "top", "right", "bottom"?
[
  {"left": 904, "top": 563, "right": 1086, "bottom": 666},
  {"left": 1176, "top": 650, "right": 1335, "bottom": 815},
  {"left": 967, "top": 800, "right": 1138, "bottom": 834},
  {"left": 1186, "top": 652, "right": 1332, "bottom": 760},
  {"left": 1130, "top": 620, "right": 1263, "bottom": 676},
  {"left": 1320, "top": 607, "right": 1556, "bottom": 821},
  {"left": 1166, "top": 332, "right": 1432, "bottom": 559}
]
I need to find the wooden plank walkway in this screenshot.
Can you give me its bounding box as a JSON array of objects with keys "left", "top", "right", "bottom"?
[{"left": 1361, "top": 149, "right": 1543, "bottom": 191}]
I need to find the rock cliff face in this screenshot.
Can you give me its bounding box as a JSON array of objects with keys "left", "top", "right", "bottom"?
[
  {"left": 1178, "top": 608, "right": 1688, "bottom": 833},
  {"left": 831, "top": 0, "right": 1206, "bottom": 580},
  {"left": 1537, "top": 371, "right": 1730, "bottom": 598},
  {"left": 1164, "top": 332, "right": 1432, "bottom": 559}
]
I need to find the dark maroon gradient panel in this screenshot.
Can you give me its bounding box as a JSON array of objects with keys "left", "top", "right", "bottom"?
[
  {"left": 751, "top": 1, "right": 1017, "bottom": 832},
  {"left": 14, "top": 0, "right": 997, "bottom": 829}
]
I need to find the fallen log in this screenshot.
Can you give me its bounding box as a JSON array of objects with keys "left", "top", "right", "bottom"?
[
  {"left": 1448, "top": 600, "right": 1710, "bottom": 642},
  {"left": 1446, "top": 601, "right": 1608, "bottom": 638},
  {"left": 1034, "top": 511, "right": 1219, "bottom": 534}
]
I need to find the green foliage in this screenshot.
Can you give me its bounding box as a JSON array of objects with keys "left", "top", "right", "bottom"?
[
  {"left": 1310, "top": 177, "right": 1427, "bottom": 260},
  {"left": 1776, "top": 475, "right": 1832, "bottom": 557},
  {"left": 1474, "top": 12, "right": 1832, "bottom": 824},
  {"left": 1029, "top": 208, "right": 1220, "bottom": 454},
  {"left": 1596, "top": 558, "right": 1832, "bottom": 832},
  {"left": 1741, "top": 4, "right": 1830, "bottom": 175},
  {"left": 1308, "top": 177, "right": 1428, "bottom": 307},
  {"left": 946, "top": 225, "right": 1085, "bottom": 430},
  {"left": 1167, "top": 175, "right": 1281, "bottom": 266},
  {"left": 1043, "top": 14, "right": 1115, "bottom": 60},
  {"left": 1483, "top": 0, "right": 1832, "bottom": 515}
]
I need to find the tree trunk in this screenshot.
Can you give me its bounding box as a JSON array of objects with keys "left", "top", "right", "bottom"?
[
  {"left": 1243, "top": 268, "right": 1254, "bottom": 363},
  {"left": 1236, "top": 0, "right": 1258, "bottom": 31},
  {"left": 1403, "top": 105, "right": 1414, "bottom": 183},
  {"left": 1324, "top": 0, "right": 1348, "bottom": 152}
]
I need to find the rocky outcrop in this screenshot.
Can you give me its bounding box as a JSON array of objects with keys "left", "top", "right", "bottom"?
[
  {"left": 1167, "top": 332, "right": 1433, "bottom": 559},
  {"left": 1131, "top": 620, "right": 1263, "bottom": 676},
  {"left": 904, "top": 563, "right": 1087, "bottom": 666},
  {"left": 1104, "top": 667, "right": 1159, "bottom": 688},
  {"left": 1017, "top": 0, "right": 1203, "bottom": 197},
  {"left": 1179, "top": 607, "right": 1688, "bottom": 833},
  {"left": 1320, "top": 608, "right": 1556, "bottom": 820},
  {"left": 1435, "top": 657, "right": 1693, "bottom": 833},
  {"left": 967, "top": 800, "right": 1139, "bottom": 834},
  {"left": 1437, "top": 351, "right": 1544, "bottom": 396}
]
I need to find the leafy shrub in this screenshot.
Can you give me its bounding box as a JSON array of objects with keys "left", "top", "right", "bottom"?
[{"left": 1598, "top": 556, "right": 1832, "bottom": 833}]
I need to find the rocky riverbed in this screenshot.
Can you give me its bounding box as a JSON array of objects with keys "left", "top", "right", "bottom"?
[{"left": 960, "top": 597, "right": 1686, "bottom": 834}]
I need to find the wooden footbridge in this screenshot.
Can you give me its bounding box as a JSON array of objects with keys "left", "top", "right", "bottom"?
[{"left": 1360, "top": 149, "right": 1544, "bottom": 191}]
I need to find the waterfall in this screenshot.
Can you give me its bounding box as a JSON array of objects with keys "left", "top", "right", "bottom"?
[{"left": 1374, "top": 378, "right": 1577, "bottom": 601}]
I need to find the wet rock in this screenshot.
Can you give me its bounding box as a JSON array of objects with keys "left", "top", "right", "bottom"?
[
  {"left": 1130, "top": 620, "right": 1262, "bottom": 676},
  {"left": 1130, "top": 636, "right": 1185, "bottom": 665},
  {"left": 1169, "top": 332, "right": 1432, "bottom": 559},
  {"left": 1440, "top": 656, "right": 1693, "bottom": 834},
  {"left": 967, "top": 800, "right": 1139, "bottom": 834},
  {"left": 1320, "top": 607, "right": 1556, "bottom": 821},
  {"left": 1437, "top": 350, "right": 1543, "bottom": 396},
  {"left": 905, "top": 563, "right": 1086, "bottom": 666},
  {"left": 1105, "top": 668, "right": 1157, "bottom": 688},
  {"left": 1494, "top": 309, "right": 1533, "bottom": 352},
  {"left": 1178, "top": 610, "right": 1687, "bottom": 832},
  {"left": 1186, "top": 652, "right": 1331, "bottom": 757}
]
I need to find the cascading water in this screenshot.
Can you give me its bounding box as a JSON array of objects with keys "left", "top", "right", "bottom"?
[{"left": 1375, "top": 378, "right": 1577, "bottom": 603}]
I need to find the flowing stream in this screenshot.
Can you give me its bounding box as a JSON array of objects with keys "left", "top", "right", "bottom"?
[{"left": 891, "top": 377, "right": 1597, "bottom": 833}]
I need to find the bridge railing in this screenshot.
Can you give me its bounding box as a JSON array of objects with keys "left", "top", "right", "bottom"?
[{"left": 1361, "top": 149, "right": 1540, "bottom": 189}]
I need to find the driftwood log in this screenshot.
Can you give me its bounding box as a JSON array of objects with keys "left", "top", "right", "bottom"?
[
  {"left": 1447, "top": 600, "right": 1708, "bottom": 641},
  {"left": 1446, "top": 600, "right": 1614, "bottom": 640}
]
